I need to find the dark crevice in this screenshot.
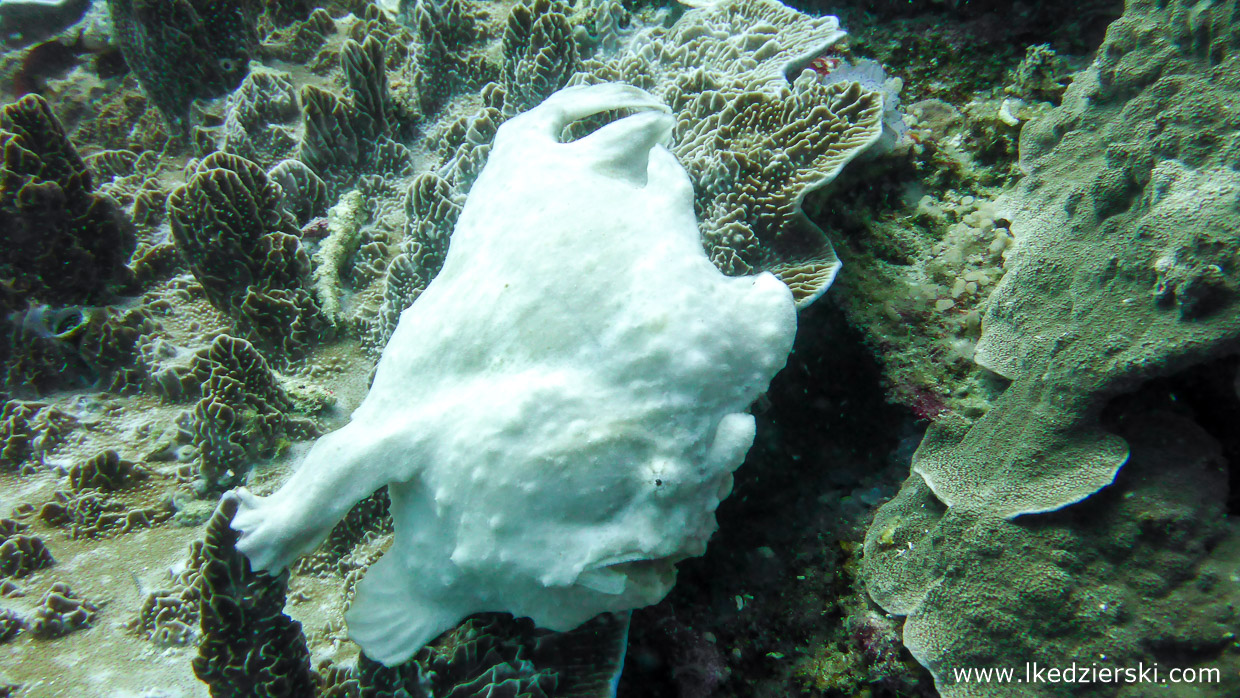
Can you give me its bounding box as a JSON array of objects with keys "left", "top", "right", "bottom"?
[
  {"left": 1100, "top": 354, "right": 1240, "bottom": 514},
  {"left": 620, "top": 299, "right": 922, "bottom": 697}
]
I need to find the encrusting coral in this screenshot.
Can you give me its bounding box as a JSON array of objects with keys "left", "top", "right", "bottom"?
[
  {"left": 865, "top": 412, "right": 1239, "bottom": 696},
  {"left": 863, "top": 0, "right": 1240, "bottom": 692},
  {"left": 910, "top": 0, "right": 1240, "bottom": 520}
]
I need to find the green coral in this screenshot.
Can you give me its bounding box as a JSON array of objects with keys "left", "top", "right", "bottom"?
[
  {"left": 863, "top": 0, "right": 1240, "bottom": 690},
  {"left": 864, "top": 412, "right": 1240, "bottom": 697}
]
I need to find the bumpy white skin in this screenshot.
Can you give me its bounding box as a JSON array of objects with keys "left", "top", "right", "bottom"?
[{"left": 230, "top": 83, "right": 797, "bottom": 666}]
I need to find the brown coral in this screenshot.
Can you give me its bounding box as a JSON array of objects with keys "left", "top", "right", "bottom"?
[
  {"left": 183, "top": 334, "right": 319, "bottom": 488},
  {"left": 67, "top": 449, "right": 148, "bottom": 492},
  {"left": 0, "top": 94, "right": 137, "bottom": 305},
  {"left": 0, "top": 534, "right": 54, "bottom": 579},
  {"left": 29, "top": 582, "right": 99, "bottom": 638},
  {"left": 168, "top": 152, "right": 326, "bottom": 355}
]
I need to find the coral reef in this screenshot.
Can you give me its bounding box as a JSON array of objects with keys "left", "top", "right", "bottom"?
[
  {"left": 0, "top": 93, "right": 136, "bottom": 306},
  {"left": 168, "top": 152, "right": 327, "bottom": 355},
  {"left": 573, "top": 0, "right": 893, "bottom": 306},
  {"left": 192, "top": 495, "right": 316, "bottom": 698},
  {"left": 67, "top": 448, "right": 147, "bottom": 491},
  {"left": 862, "top": 0, "right": 1240, "bottom": 691},
  {"left": 106, "top": 0, "right": 259, "bottom": 131},
  {"left": 913, "top": 0, "right": 1240, "bottom": 518},
  {"left": 181, "top": 335, "right": 319, "bottom": 489},
  {"left": 864, "top": 412, "right": 1239, "bottom": 696},
  {"left": 2, "top": 0, "right": 1234, "bottom": 695},
  {"left": 0, "top": 305, "right": 157, "bottom": 399},
  {"left": 0, "top": 400, "right": 73, "bottom": 470},
  {"left": 0, "top": 531, "right": 53, "bottom": 579},
  {"left": 28, "top": 581, "right": 98, "bottom": 638}
]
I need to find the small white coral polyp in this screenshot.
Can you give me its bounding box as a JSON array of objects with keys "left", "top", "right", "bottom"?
[{"left": 229, "top": 83, "right": 797, "bottom": 666}]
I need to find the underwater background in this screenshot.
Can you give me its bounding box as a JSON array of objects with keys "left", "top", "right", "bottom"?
[{"left": 1, "top": 0, "right": 1239, "bottom": 696}]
